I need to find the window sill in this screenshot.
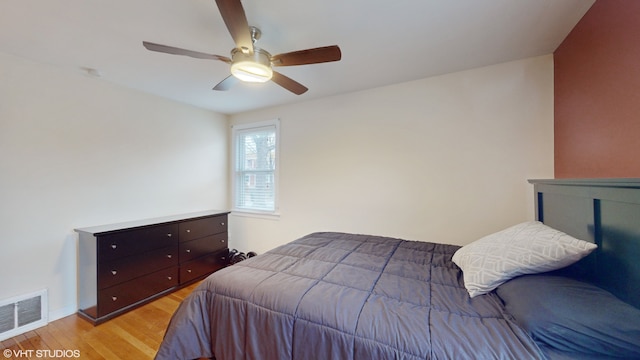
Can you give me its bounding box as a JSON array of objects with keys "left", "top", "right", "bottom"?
[{"left": 231, "top": 210, "right": 281, "bottom": 220}]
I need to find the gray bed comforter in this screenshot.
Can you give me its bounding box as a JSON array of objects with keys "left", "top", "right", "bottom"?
[{"left": 155, "top": 232, "right": 544, "bottom": 360}]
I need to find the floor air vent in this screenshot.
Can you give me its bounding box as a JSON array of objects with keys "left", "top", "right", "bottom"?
[{"left": 0, "top": 290, "right": 48, "bottom": 341}]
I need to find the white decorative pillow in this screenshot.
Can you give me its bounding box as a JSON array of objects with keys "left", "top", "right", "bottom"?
[{"left": 451, "top": 221, "right": 597, "bottom": 298}]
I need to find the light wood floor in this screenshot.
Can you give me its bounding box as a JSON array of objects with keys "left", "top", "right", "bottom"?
[{"left": 0, "top": 281, "right": 200, "bottom": 360}]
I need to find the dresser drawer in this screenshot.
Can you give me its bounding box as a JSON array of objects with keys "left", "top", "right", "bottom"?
[
  {"left": 97, "top": 224, "right": 178, "bottom": 262},
  {"left": 97, "top": 266, "right": 178, "bottom": 317},
  {"left": 179, "top": 215, "right": 227, "bottom": 242},
  {"left": 180, "top": 251, "right": 227, "bottom": 283},
  {"left": 179, "top": 232, "right": 227, "bottom": 262},
  {"left": 97, "top": 245, "right": 178, "bottom": 290}
]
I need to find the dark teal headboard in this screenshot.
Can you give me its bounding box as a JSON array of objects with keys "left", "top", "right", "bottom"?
[{"left": 529, "top": 178, "right": 640, "bottom": 309}]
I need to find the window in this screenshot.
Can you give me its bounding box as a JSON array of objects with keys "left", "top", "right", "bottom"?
[{"left": 232, "top": 119, "right": 279, "bottom": 214}]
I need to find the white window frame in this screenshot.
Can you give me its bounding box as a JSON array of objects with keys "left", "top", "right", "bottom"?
[{"left": 231, "top": 119, "right": 280, "bottom": 217}]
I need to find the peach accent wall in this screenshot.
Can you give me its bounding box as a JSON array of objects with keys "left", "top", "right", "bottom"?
[{"left": 554, "top": 0, "right": 640, "bottom": 178}]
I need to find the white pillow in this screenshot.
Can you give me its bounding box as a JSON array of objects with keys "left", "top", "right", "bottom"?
[{"left": 452, "top": 221, "right": 597, "bottom": 298}]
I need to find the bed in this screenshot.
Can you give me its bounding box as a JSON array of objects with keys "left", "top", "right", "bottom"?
[{"left": 155, "top": 179, "right": 640, "bottom": 360}]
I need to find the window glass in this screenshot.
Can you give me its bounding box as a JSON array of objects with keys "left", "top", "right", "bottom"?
[{"left": 232, "top": 120, "right": 279, "bottom": 213}]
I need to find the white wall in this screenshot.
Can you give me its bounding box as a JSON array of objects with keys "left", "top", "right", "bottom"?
[
  {"left": 228, "top": 55, "right": 554, "bottom": 254},
  {"left": 0, "top": 52, "right": 228, "bottom": 320},
  {"left": 0, "top": 52, "right": 554, "bottom": 322}
]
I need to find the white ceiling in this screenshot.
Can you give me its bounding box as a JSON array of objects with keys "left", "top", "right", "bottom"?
[{"left": 0, "top": 0, "right": 594, "bottom": 115}]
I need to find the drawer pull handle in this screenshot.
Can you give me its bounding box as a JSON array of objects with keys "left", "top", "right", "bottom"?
[
  {"left": 221, "top": 222, "right": 225, "bottom": 226},
  {"left": 111, "top": 244, "right": 117, "bottom": 249},
  {"left": 167, "top": 276, "right": 172, "bottom": 280},
  {"left": 167, "top": 233, "right": 172, "bottom": 237},
  {"left": 111, "top": 296, "right": 118, "bottom": 301},
  {"left": 167, "top": 254, "right": 172, "bottom": 259},
  {"left": 111, "top": 270, "right": 117, "bottom": 275},
  {"left": 187, "top": 269, "right": 192, "bottom": 273},
  {"left": 186, "top": 249, "right": 191, "bottom": 253},
  {"left": 186, "top": 229, "right": 191, "bottom": 233},
  {"left": 221, "top": 239, "right": 225, "bottom": 243}
]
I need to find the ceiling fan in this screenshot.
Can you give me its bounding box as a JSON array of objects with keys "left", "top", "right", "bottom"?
[{"left": 142, "top": 0, "right": 342, "bottom": 95}]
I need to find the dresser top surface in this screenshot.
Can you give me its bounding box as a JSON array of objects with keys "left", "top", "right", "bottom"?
[{"left": 75, "top": 210, "right": 230, "bottom": 235}]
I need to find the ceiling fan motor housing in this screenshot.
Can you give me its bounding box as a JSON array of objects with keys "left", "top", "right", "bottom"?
[{"left": 230, "top": 47, "right": 273, "bottom": 82}]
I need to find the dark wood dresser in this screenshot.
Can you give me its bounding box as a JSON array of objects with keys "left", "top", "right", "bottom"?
[{"left": 75, "top": 210, "right": 229, "bottom": 325}]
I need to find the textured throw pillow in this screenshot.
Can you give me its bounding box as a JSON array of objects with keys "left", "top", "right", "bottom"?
[
  {"left": 497, "top": 275, "right": 640, "bottom": 358},
  {"left": 451, "top": 221, "right": 597, "bottom": 297}
]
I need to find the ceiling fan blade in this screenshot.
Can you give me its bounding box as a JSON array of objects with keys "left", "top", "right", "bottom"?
[
  {"left": 143, "top": 41, "right": 231, "bottom": 63},
  {"left": 215, "top": 0, "right": 254, "bottom": 54},
  {"left": 271, "top": 71, "right": 308, "bottom": 95},
  {"left": 213, "top": 75, "right": 239, "bottom": 91},
  {"left": 271, "top": 46, "right": 341, "bottom": 66}
]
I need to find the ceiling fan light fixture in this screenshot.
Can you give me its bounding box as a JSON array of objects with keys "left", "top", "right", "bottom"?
[{"left": 231, "top": 48, "right": 273, "bottom": 83}]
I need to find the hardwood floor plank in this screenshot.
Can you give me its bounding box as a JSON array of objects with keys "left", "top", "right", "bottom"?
[
  {"left": 111, "top": 310, "right": 164, "bottom": 351},
  {"left": 0, "top": 281, "right": 200, "bottom": 360},
  {"left": 47, "top": 317, "right": 103, "bottom": 360},
  {"left": 34, "top": 326, "right": 64, "bottom": 351},
  {"left": 110, "top": 322, "right": 157, "bottom": 358},
  {"left": 88, "top": 326, "right": 146, "bottom": 360}
]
